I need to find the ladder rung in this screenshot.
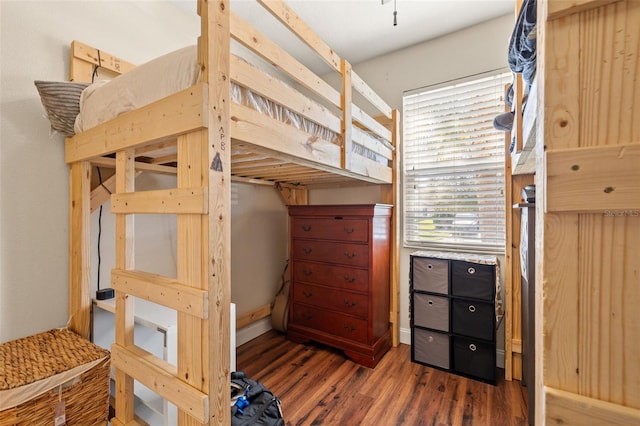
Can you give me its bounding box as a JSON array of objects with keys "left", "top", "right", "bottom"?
[
  {"left": 111, "top": 343, "right": 209, "bottom": 424},
  {"left": 111, "top": 187, "right": 207, "bottom": 214},
  {"left": 111, "top": 269, "right": 208, "bottom": 319}
]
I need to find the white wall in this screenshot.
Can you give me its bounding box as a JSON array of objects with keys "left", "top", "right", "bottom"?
[
  {"left": 0, "top": 1, "right": 288, "bottom": 343},
  {"left": 313, "top": 13, "right": 514, "bottom": 356}
]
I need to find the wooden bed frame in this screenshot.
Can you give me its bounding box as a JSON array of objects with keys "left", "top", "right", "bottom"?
[{"left": 64, "top": 1, "right": 400, "bottom": 424}]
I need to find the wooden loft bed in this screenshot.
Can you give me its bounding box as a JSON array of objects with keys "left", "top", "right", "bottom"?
[{"left": 64, "top": 0, "right": 399, "bottom": 425}]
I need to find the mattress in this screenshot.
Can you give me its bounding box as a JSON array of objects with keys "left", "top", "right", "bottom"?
[{"left": 75, "top": 45, "right": 387, "bottom": 164}]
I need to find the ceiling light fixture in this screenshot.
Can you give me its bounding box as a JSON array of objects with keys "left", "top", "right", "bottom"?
[{"left": 381, "top": 0, "right": 398, "bottom": 26}]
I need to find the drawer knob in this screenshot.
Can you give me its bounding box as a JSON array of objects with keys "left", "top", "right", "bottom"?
[
  {"left": 344, "top": 299, "right": 356, "bottom": 307},
  {"left": 469, "top": 343, "right": 477, "bottom": 352},
  {"left": 467, "top": 267, "right": 476, "bottom": 274},
  {"left": 344, "top": 227, "right": 355, "bottom": 234},
  {"left": 344, "top": 275, "right": 356, "bottom": 283},
  {"left": 468, "top": 305, "right": 476, "bottom": 313},
  {"left": 344, "top": 251, "right": 357, "bottom": 258},
  {"left": 303, "top": 247, "right": 313, "bottom": 254},
  {"left": 302, "top": 225, "right": 312, "bottom": 232},
  {"left": 343, "top": 323, "right": 356, "bottom": 331}
]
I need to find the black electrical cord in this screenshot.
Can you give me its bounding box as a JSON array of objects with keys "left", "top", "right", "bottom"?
[{"left": 96, "top": 167, "right": 110, "bottom": 292}]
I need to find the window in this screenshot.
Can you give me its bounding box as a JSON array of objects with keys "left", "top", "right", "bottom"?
[{"left": 403, "top": 72, "right": 510, "bottom": 254}]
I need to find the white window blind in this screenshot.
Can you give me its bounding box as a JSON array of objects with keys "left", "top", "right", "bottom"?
[{"left": 403, "top": 72, "right": 510, "bottom": 254}]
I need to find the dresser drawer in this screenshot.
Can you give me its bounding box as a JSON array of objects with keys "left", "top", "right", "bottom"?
[
  {"left": 451, "top": 261, "right": 494, "bottom": 301},
  {"left": 293, "top": 283, "right": 368, "bottom": 319},
  {"left": 411, "top": 256, "right": 449, "bottom": 294},
  {"left": 292, "top": 240, "right": 368, "bottom": 268},
  {"left": 293, "top": 261, "right": 369, "bottom": 293},
  {"left": 291, "top": 218, "right": 369, "bottom": 243},
  {"left": 412, "top": 328, "right": 450, "bottom": 370},
  {"left": 451, "top": 299, "right": 494, "bottom": 341},
  {"left": 291, "top": 304, "right": 368, "bottom": 344},
  {"left": 452, "top": 336, "right": 496, "bottom": 383},
  {"left": 413, "top": 293, "right": 449, "bottom": 332}
]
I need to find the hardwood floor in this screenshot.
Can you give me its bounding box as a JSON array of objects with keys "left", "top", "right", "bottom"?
[{"left": 236, "top": 330, "right": 528, "bottom": 426}]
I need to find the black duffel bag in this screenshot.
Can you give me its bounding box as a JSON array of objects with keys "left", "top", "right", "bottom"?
[{"left": 231, "top": 372, "right": 284, "bottom": 425}]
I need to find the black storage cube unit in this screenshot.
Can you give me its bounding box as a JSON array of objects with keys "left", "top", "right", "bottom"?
[
  {"left": 452, "top": 336, "right": 496, "bottom": 383},
  {"left": 410, "top": 252, "right": 498, "bottom": 385}
]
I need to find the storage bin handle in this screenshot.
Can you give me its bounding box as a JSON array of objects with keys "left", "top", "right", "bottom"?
[
  {"left": 427, "top": 263, "right": 433, "bottom": 269},
  {"left": 468, "top": 305, "right": 476, "bottom": 313},
  {"left": 469, "top": 343, "right": 477, "bottom": 351},
  {"left": 467, "top": 267, "right": 476, "bottom": 274}
]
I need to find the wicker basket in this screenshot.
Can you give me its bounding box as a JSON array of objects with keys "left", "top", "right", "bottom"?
[{"left": 0, "top": 328, "right": 110, "bottom": 426}]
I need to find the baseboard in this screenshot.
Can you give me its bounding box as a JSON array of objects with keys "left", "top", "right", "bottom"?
[
  {"left": 236, "top": 317, "right": 273, "bottom": 346},
  {"left": 401, "top": 327, "right": 506, "bottom": 369}
]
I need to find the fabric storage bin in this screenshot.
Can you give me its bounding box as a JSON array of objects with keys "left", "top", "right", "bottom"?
[
  {"left": 451, "top": 299, "right": 495, "bottom": 341},
  {"left": 0, "top": 328, "right": 110, "bottom": 425},
  {"left": 452, "top": 336, "right": 496, "bottom": 383},
  {"left": 451, "top": 260, "right": 495, "bottom": 301},
  {"left": 411, "top": 256, "right": 448, "bottom": 294},
  {"left": 412, "top": 328, "right": 450, "bottom": 370},
  {"left": 413, "top": 293, "right": 449, "bottom": 332}
]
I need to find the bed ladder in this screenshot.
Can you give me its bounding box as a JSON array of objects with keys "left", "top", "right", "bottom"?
[{"left": 109, "top": 131, "right": 215, "bottom": 425}]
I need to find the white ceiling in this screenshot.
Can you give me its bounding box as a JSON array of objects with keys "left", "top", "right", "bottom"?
[{"left": 173, "top": 0, "right": 513, "bottom": 73}]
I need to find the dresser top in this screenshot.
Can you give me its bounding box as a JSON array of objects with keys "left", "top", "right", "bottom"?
[
  {"left": 411, "top": 250, "right": 499, "bottom": 266},
  {"left": 288, "top": 204, "right": 392, "bottom": 217}
]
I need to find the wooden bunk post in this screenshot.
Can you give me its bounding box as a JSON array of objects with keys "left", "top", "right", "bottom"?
[
  {"left": 177, "top": 131, "right": 209, "bottom": 426},
  {"left": 341, "top": 59, "right": 353, "bottom": 170},
  {"left": 113, "top": 149, "right": 136, "bottom": 424},
  {"left": 200, "top": 0, "right": 231, "bottom": 424},
  {"left": 381, "top": 109, "right": 401, "bottom": 348},
  {"left": 68, "top": 160, "right": 91, "bottom": 338}
]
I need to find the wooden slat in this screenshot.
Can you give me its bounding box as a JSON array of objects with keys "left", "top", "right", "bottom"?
[
  {"left": 67, "top": 161, "right": 91, "bottom": 338},
  {"left": 546, "top": 144, "right": 640, "bottom": 213},
  {"left": 111, "top": 343, "right": 209, "bottom": 423},
  {"left": 256, "top": 0, "right": 341, "bottom": 72},
  {"left": 65, "top": 84, "right": 207, "bottom": 163},
  {"left": 111, "top": 269, "right": 208, "bottom": 319},
  {"left": 230, "top": 12, "right": 341, "bottom": 108},
  {"left": 545, "top": 386, "right": 640, "bottom": 425},
  {"left": 236, "top": 303, "right": 272, "bottom": 329},
  {"left": 92, "top": 157, "right": 178, "bottom": 175},
  {"left": 230, "top": 54, "right": 341, "bottom": 134},
  {"left": 351, "top": 104, "right": 392, "bottom": 143},
  {"left": 70, "top": 40, "right": 134, "bottom": 76},
  {"left": 114, "top": 149, "right": 136, "bottom": 424},
  {"left": 69, "top": 40, "right": 134, "bottom": 83},
  {"left": 351, "top": 70, "right": 392, "bottom": 119},
  {"left": 352, "top": 127, "right": 393, "bottom": 161},
  {"left": 341, "top": 59, "right": 353, "bottom": 170},
  {"left": 111, "top": 187, "right": 207, "bottom": 214},
  {"left": 546, "top": 0, "right": 621, "bottom": 20}
]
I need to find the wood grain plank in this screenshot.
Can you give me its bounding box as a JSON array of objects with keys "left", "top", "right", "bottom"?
[{"left": 237, "top": 331, "right": 529, "bottom": 425}]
